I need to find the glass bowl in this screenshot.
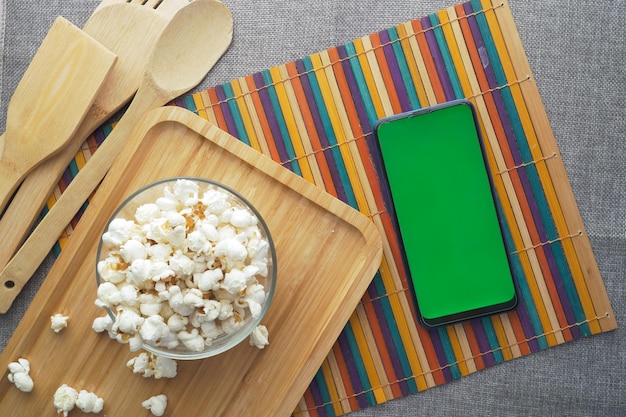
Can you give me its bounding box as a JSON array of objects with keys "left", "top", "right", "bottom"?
[{"left": 96, "top": 177, "right": 276, "bottom": 360}]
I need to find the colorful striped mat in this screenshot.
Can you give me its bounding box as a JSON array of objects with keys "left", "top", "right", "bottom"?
[{"left": 48, "top": 0, "right": 617, "bottom": 415}]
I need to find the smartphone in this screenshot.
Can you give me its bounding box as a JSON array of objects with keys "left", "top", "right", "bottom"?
[{"left": 373, "top": 100, "right": 517, "bottom": 328}]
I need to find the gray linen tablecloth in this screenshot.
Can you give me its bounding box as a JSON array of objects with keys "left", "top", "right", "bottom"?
[{"left": 1, "top": 1, "right": 624, "bottom": 415}]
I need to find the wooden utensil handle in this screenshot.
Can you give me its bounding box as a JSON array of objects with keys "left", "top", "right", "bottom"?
[
  {"left": 0, "top": 159, "right": 23, "bottom": 216},
  {"left": 0, "top": 132, "right": 5, "bottom": 159},
  {"left": 0, "top": 260, "right": 28, "bottom": 314},
  {"left": 0, "top": 85, "right": 162, "bottom": 313},
  {"left": 0, "top": 113, "right": 101, "bottom": 269}
]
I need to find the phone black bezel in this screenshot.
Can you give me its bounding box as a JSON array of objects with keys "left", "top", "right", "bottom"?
[{"left": 372, "top": 99, "right": 519, "bottom": 329}]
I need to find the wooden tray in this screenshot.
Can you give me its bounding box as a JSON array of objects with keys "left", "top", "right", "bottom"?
[{"left": 0, "top": 107, "right": 382, "bottom": 416}]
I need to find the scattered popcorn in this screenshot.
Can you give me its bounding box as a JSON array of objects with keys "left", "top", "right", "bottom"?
[
  {"left": 95, "top": 179, "right": 272, "bottom": 353},
  {"left": 50, "top": 313, "right": 70, "bottom": 333},
  {"left": 10, "top": 371, "right": 34, "bottom": 393},
  {"left": 76, "top": 390, "right": 104, "bottom": 413},
  {"left": 7, "top": 358, "right": 34, "bottom": 392},
  {"left": 127, "top": 352, "right": 177, "bottom": 379},
  {"left": 153, "top": 355, "right": 178, "bottom": 379},
  {"left": 54, "top": 384, "right": 78, "bottom": 417},
  {"left": 142, "top": 394, "right": 168, "bottom": 416},
  {"left": 52, "top": 385, "right": 103, "bottom": 416},
  {"left": 249, "top": 324, "right": 270, "bottom": 349},
  {"left": 126, "top": 352, "right": 151, "bottom": 376},
  {"left": 7, "top": 357, "right": 30, "bottom": 374}
]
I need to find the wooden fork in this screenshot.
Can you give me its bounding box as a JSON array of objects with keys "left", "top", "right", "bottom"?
[{"left": 0, "top": 0, "right": 191, "bottom": 279}]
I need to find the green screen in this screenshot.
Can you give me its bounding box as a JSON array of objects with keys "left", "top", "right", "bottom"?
[{"left": 376, "top": 102, "right": 516, "bottom": 326}]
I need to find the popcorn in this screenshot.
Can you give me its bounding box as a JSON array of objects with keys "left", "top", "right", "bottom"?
[
  {"left": 178, "top": 328, "right": 205, "bottom": 351},
  {"left": 222, "top": 269, "right": 247, "bottom": 294},
  {"left": 95, "top": 282, "right": 122, "bottom": 308},
  {"left": 128, "top": 333, "right": 144, "bottom": 352},
  {"left": 202, "top": 188, "right": 229, "bottom": 214},
  {"left": 7, "top": 358, "right": 30, "bottom": 375},
  {"left": 214, "top": 238, "right": 247, "bottom": 268},
  {"left": 169, "top": 250, "right": 194, "bottom": 276},
  {"left": 153, "top": 355, "right": 177, "bottom": 379},
  {"left": 144, "top": 218, "right": 167, "bottom": 244},
  {"left": 167, "top": 285, "right": 195, "bottom": 317},
  {"left": 217, "top": 300, "right": 234, "bottom": 321},
  {"left": 127, "top": 352, "right": 177, "bottom": 379},
  {"left": 238, "top": 293, "right": 263, "bottom": 319},
  {"left": 167, "top": 313, "right": 188, "bottom": 332},
  {"left": 149, "top": 260, "right": 175, "bottom": 282},
  {"left": 53, "top": 384, "right": 78, "bottom": 416},
  {"left": 139, "top": 315, "right": 171, "bottom": 346},
  {"left": 197, "top": 219, "right": 219, "bottom": 241},
  {"left": 142, "top": 394, "right": 168, "bottom": 416},
  {"left": 53, "top": 385, "right": 103, "bottom": 415},
  {"left": 230, "top": 208, "right": 255, "bottom": 228},
  {"left": 182, "top": 288, "right": 204, "bottom": 308},
  {"left": 10, "top": 371, "right": 34, "bottom": 393},
  {"left": 217, "top": 224, "right": 236, "bottom": 241},
  {"left": 139, "top": 296, "right": 162, "bottom": 316},
  {"left": 101, "top": 218, "right": 138, "bottom": 248},
  {"left": 147, "top": 242, "right": 173, "bottom": 261},
  {"left": 95, "top": 179, "right": 272, "bottom": 354},
  {"left": 119, "top": 284, "right": 139, "bottom": 306},
  {"left": 50, "top": 313, "right": 69, "bottom": 333},
  {"left": 127, "top": 352, "right": 151, "bottom": 376},
  {"left": 249, "top": 324, "right": 270, "bottom": 349},
  {"left": 172, "top": 178, "right": 199, "bottom": 203},
  {"left": 200, "top": 320, "right": 223, "bottom": 342},
  {"left": 221, "top": 314, "right": 245, "bottom": 335},
  {"left": 96, "top": 256, "right": 126, "bottom": 284},
  {"left": 186, "top": 230, "right": 211, "bottom": 254},
  {"left": 201, "top": 299, "right": 221, "bottom": 321},
  {"left": 92, "top": 314, "right": 114, "bottom": 335},
  {"left": 193, "top": 268, "right": 223, "bottom": 292},
  {"left": 135, "top": 203, "right": 161, "bottom": 224},
  {"left": 7, "top": 358, "right": 34, "bottom": 392},
  {"left": 120, "top": 239, "right": 147, "bottom": 263},
  {"left": 126, "top": 259, "right": 154, "bottom": 286},
  {"left": 116, "top": 308, "right": 144, "bottom": 333},
  {"left": 76, "top": 390, "right": 104, "bottom": 413}
]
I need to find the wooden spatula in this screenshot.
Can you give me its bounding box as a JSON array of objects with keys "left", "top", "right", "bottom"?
[{"left": 0, "top": 16, "right": 116, "bottom": 214}]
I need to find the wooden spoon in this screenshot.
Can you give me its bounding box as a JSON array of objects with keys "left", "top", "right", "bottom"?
[
  {"left": 0, "top": 1, "right": 188, "bottom": 274},
  {"left": 0, "top": 16, "right": 117, "bottom": 214},
  {"left": 0, "top": 0, "right": 233, "bottom": 313}
]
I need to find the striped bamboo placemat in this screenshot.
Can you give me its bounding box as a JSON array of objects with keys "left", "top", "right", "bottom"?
[{"left": 46, "top": 0, "right": 617, "bottom": 415}]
